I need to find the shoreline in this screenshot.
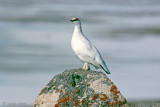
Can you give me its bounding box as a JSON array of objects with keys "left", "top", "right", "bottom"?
[{"left": 1, "top": 100, "right": 160, "bottom": 107}]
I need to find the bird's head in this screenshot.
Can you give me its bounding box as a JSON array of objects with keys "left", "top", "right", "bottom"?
[{"left": 70, "top": 18, "right": 81, "bottom": 25}]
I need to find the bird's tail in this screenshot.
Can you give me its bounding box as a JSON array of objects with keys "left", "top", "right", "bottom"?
[{"left": 100, "top": 64, "right": 111, "bottom": 74}]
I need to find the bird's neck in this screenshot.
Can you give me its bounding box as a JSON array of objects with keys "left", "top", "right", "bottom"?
[{"left": 73, "top": 24, "right": 83, "bottom": 35}]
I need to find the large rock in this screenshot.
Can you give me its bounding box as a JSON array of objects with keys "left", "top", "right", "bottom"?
[{"left": 33, "top": 69, "right": 128, "bottom": 107}]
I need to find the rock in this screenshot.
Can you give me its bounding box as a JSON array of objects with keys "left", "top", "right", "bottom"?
[{"left": 33, "top": 69, "right": 128, "bottom": 107}]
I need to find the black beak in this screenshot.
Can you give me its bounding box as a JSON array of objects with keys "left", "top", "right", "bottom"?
[{"left": 70, "top": 20, "right": 74, "bottom": 22}]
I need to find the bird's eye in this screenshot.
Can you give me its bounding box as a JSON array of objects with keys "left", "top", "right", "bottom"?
[
  {"left": 70, "top": 18, "right": 79, "bottom": 22},
  {"left": 74, "top": 18, "right": 78, "bottom": 20},
  {"left": 72, "top": 18, "right": 78, "bottom": 21}
]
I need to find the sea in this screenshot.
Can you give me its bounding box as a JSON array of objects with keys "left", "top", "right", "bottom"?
[{"left": 0, "top": 0, "right": 160, "bottom": 105}]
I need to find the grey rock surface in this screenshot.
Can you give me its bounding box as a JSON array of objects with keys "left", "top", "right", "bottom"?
[{"left": 33, "top": 69, "right": 128, "bottom": 107}]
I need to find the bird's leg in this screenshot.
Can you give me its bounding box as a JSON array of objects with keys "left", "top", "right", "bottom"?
[
  {"left": 82, "top": 63, "right": 90, "bottom": 70},
  {"left": 86, "top": 63, "right": 90, "bottom": 70},
  {"left": 82, "top": 63, "right": 87, "bottom": 70}
]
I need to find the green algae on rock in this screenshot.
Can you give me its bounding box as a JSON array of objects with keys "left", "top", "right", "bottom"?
[{"left": 33, "top": 69, "right": 128, "bottom": 107}]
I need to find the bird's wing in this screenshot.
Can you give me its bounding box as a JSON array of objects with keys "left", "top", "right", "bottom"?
[
  {"left": 74, "top": 37, "right": 111, "bottom": 74},
  {"left": 73, "top": 39, "right": 98, "bottom": 64},
  {"left": 93, "top": 46, "right": 111, "bottom": 74}
]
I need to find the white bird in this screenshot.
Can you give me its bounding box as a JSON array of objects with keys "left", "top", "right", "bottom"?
[{"left": 70, "top": 18, "right": 111, "bottom": 74}]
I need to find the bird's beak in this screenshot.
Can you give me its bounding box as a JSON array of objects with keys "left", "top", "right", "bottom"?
[{"left": 70, "top": 20, "right": 74, "bottom": 22}]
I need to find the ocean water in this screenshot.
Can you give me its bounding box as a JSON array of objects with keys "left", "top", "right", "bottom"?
[{"left": 0, "top": 0, "right": 160, "bottom": 105}]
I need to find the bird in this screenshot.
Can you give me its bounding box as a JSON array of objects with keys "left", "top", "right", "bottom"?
[{"left": 70, "top": 18, "right": 111, "bottom": 74}]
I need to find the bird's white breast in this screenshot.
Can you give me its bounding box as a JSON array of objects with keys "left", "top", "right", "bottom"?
[
  {"left": 71, "top": 32, "right": 100, "bottom": 65},
  {"left": 71, "top": 32, "right": 91, "bottom": 55}
]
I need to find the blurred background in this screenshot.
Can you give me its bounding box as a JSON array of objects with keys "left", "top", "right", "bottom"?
[{"left": 0, "top": 0, "right": 160, "bottom": 106}]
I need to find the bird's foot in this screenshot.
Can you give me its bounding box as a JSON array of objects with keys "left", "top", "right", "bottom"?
[
  {"left": 82, "top": 67, "right": 90, "bottom": 71},
  {"left": 82, "top": 63, "right": 90, "bottom": 70}
]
